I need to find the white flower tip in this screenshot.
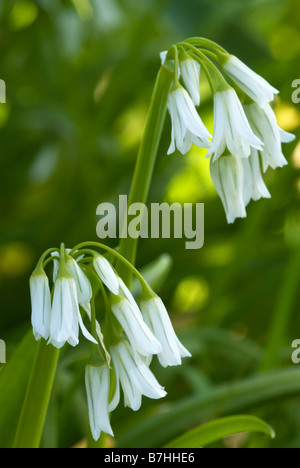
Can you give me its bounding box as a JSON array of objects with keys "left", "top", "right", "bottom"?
[{"left": 160, "top": 50, "right": 168, "bottom": 64}]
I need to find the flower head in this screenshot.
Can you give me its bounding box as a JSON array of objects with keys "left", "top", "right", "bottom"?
[
  {"left": 111, "top": 285, "right": 162, "bottom": 357},
  {"left": 210, "top": 153, "right": 247, "bottom": 224},
  {"left": 85, "top": 364, "right": 114, "bottom": 441},
  {"left": 49, "top": 275, "right": 96, "bottom": 349},
  {"left": 110, "top": 340, "right": 167, "bottom": 411},
  {"left": 242, "top": 149, "right": 271, "bottom": 206},
  {"left": 180, "top": 57, "right": 201, "bottom": 106},
  {"left": 223, "top": 55, "right": 279, "bottom": 108},
  {"left": 93, "top": 254, "right": 119, "bottom": 296},
  {"left": 167, "top": 85, "right": 211, "bottom": 155},
  {"left": 30, "top": 270, "right": 51, "bottom": 341},
  {"left": 206, "top": 88, "right": 263, "bottom": 161},
  {"left": 66, "top": 256, "right": 92, "bottom": 306},
  {"left": 141, "top": 295, "right": 191, "bottom": 368},
  {"left": 244, "top": 103, "right": 295, "bottom": 172}
]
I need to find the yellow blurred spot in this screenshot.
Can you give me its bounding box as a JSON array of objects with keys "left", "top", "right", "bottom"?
[
  {"left": 275, "top": 104, "right": 300, "bottom": 132},
  {"left": 10, "top": 1, "right": 39, "bottom": 30},
  {"left": 73, "top": 436, "right": 115, "bottom": 448},
  {"left": 292, "top": 142, "right": 300, "bottom": 169},
  {"left": 71, "top": 0, "right": 93, "bottom": 21},
  {"left": 73, "top": 438, "right": 87, "bottom": 448},
  {"left": 167, "top": 168, "right": 204, "bottom": 204},
  {"left": 173, "top": 277, "right": 209, "bottom": 313},
  {"left": 166, "top": 144, "right": 215, "bottom": 204},
  {"left": 0, "top": 103, "right": 11, "bottom": 127},
  {"left": 0, "top": 242, "right": 34, "bottom": 277},
  {"left": 201, "top": 243, "right": 235, "bottom": 267},
  {"left": 117, "top": 105, "right": 148, "bottom": 150}
]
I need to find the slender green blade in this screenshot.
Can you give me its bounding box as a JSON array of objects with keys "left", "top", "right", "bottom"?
[{"left": 165, "top": 415, "right": 275, "bottom": 448}]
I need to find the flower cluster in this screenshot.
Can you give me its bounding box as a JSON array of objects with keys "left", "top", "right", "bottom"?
[
  {"left": 162, "top": 39, "right": 295, "bottom": 223},
  {"left": 30, "top": 243, "right": 191, "bottom": 441}
]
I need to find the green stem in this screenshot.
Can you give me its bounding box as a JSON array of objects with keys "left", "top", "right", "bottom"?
[
  {"left": 13, "top": 340, "right": 60, "bottom": 448},
  {"left": 117, "top": 63, "right": 174, "bottom": 283}
]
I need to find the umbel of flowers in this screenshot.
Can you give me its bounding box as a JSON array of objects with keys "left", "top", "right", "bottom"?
[
  {"left": 30, "top": 243, "right": 191, "bottom": 441},
  {"left": 161, "top": 39, "right": 295, "bottom": 223}
]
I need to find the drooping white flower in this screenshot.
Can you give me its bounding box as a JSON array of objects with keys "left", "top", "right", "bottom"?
[
  {"left": 167, "top": 85, "right": 212, "bottom": 155},
  {"left": 118, "top": 277, "right": 142, "bottom": 315},
  {"left": 110, "top": 340, "right": 167, "bottom": 411},
  {"left": 242, "top": 149, "right": 271, "bottom": 206},
  {"left": 223, "top": 55, "right": 279, "bottom": 108},
  {"left": 85, "top": 364, "right": 114, "bottom": 441},
  {"left": 210, "top": 153, "right": 246, "bottom": 224},
  {"left": 111, "top": 293, "right": 162, "bottom": 357},
  {"left": 206, "top": 88, "right": 263, "bottom": 161},
  {"left": 93, "top": 255, "right": 119, "bottom": 296},
  {"left": 30, "top": 271, "right": 51, "bottom": 341},
  {"left": 141, "top": 296, "right": 191, "bottom": 368},
  {"left": 49, "top": 276, "right": 97, "bottom": 349},
  {"left": 244, "top": 102, "right": 295, "bottom": 172},
  {"left": 66, "top": 257, "right": 92, "bottom": 306},
  {"left": 180, "top": 58, "right": 201, "bottom": 106}
]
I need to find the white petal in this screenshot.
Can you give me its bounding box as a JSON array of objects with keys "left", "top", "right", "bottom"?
[
  {"left": 85, "top": 365, "right": 114, "bottom": 440},
  {"left": 112, "top": 298, "right": 162, "bottom": 356},
  {"left": 30, "top": 273, "right": 51, "bottom": 340},
  {"left": 224, "top": 56, "right": 279, "bottom": 107},
  {"left": 245, "top": 103, "right": 289, "bottom": 172},
  {"left": 66, "top": 258, "right": 92, "bottom": 306},
  {"left": 210, "top": 154, "right": 247, "bottom": 224},
  {"left": 279, "top": 128, "right": 296, "bottom": 143},
  {"left": 93, "top": 256, "right": 119, "bottom": 295},
  {"left": 110, "top": 345, "right": 142, "bottom": 411},
  {"left": 141, "top": 297, "right": 191, "bottom": 367},
  {"left": 242, "top": 149, "right": 271, "bottom": 205},
  {"left": 180, "top": 58, "right": 201, "bottom": 106}
]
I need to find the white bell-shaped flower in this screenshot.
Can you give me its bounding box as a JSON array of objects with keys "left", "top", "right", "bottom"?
[
  {"left": 244, "top": 102, "right": 295, "bottom": 172},
  {"left": 180, "top": 57, "right": 201, "bottom": 106},
  {"left": 207, "top": 88, "right": 263, "bottom": 161},
  {"left": 141, "top": 296, "right": 191, "bottom": 368},
  {"left": 111, "top": 292, "right": 162, "bottom": 357},
  {"left": 85, "top": 364, "right": 114, "bottom": 441},
  {"left": 223, "top": 55, "right": 279, "bottom": 108},
  {"left": 93, "top": 255, "right": 119, "bottom": 296},
  {"left": 210, "top": 153, "right": 247, "bottom": 224},
  {"left": 167, "top": 85, "right": 212, "bottom": 155},
  {"left": 110, "top": 340, "right": 167, "bottom": 411},
  {"left": 49, "top": 276, "right": 97, "bottom": 349},
  {"left": 242, "top": 149, "right": 271, "bottom": 206},
  {"left": 30, "top": 270, "right": 51, "bottom": 341},
  {"left": 66, "top": 256, "right": 92, "bottom": 306}
]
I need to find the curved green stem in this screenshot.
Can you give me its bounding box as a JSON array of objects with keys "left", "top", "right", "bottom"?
[
  {"left": 71, "top": 243, "right": 153, "bottom": 293},
  {"left": 117, "top": 63, "right": 174, "bottom": 283}
]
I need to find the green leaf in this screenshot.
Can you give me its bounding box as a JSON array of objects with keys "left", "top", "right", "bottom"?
[
  {"left": 0, "top": 330, "right": 37, "bottom": 448},
  {"left": 131, "top": 253, "right": 173, "bottom": 296},
  {"left": 165, "top": 415, "right": 275, "bottom": 448},
  {"left": 116, "top": 367, "right": 300, "bottom": 447}
]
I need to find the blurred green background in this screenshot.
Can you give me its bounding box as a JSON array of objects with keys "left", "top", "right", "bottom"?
[{"left": 1, "top": 0, "right": 300, "bottom": 448}]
